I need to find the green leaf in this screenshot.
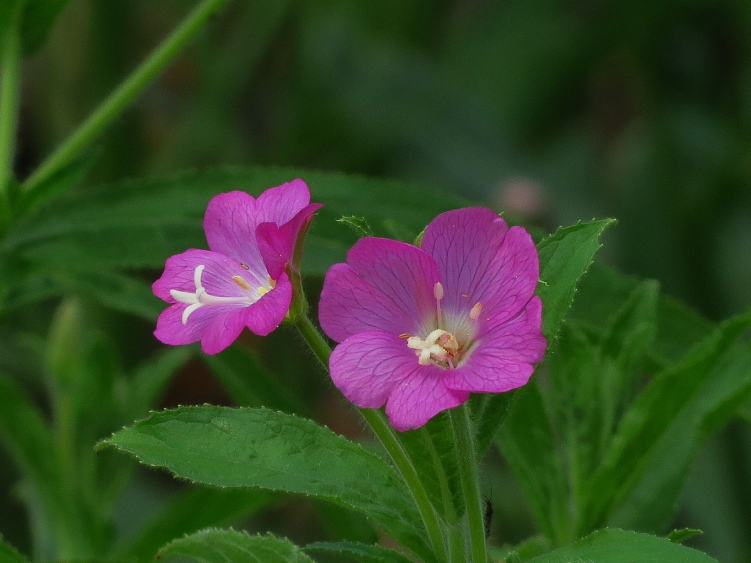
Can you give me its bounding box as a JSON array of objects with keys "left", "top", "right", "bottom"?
[
  {"left": 157, "top": 529, "right": 314, "bottom": 563},
  {"left": 496, "top": 384, "right": 570, "bottom": 544},
  {"left": 100, "top": 406, "right": 432, "bottom": 561},
  {"left": 202, "top": 346, "right": 307, "bottom": 415},
  {"left": 113, "top": 487, "right": 274, "bottom": 561},
  {"left": 397, "top": 413, "right": 462, "bottom": 522},
  {"left": 536, "top": 219, "right": 615, "bottom": 342},
  {"left": 667, "top": 528, "right": 703, "bottom": 544},
  {"left": 526, "top": 528, "right": 717, "bottom": 563},
  {"left": 19, "top": 0, "right": 72, "bottom": 56},
  {"left": 471, "top": 390, "right": 517, "bottom": 459},
  {"left": 571, "top": 263, "right": 714, "bottom": 367},
  {"left": 3, "top": 167, "right": 471, "bottom": 277},
  {"left": 0, "top": 535, "right": 29, "bottom": 563},
  {"left": 579, "top": 310, "right": 751, "bottom": 534},
  {"left": 336, "top": 215, "right": 374, "bottom": 238},
  {"left": 305, "top": 541, "right": 414, "bottom": 563},
  {"left": 0, "top": 372, "right": 97, "bottom": 557}
]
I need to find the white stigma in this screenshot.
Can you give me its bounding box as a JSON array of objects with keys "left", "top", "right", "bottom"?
[{"left": 170, "top": 264, "right": 273, "bottom": 325}]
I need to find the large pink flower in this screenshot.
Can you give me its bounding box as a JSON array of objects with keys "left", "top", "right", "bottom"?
[
  {"left": 153, "top": 179, "right": 321, "bottom": 354},
  {"left": 319, "top": 207, "right": 546, "bottom": 431}
]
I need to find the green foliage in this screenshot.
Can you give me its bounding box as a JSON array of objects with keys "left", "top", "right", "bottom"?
[
  {"left": 536, "top": 219, "right": 615, "bottom": 342},
  {"left": 525, "top": 528, "right": 717, "bottom": 563},
  {"left": 100, "top": 405, "right": 433, "bottom": 562},
  {"left": 0, "top": 535, "right": 28, "bottom": 563},
  {"left": 113, "top": 487, "right": 274, "bottom": 562},
  {"left": 305, "top": 541, "right": 414, "bottom": 563},
  {"left": 157, "top": 529, "right": 315, "bottom": 563}
]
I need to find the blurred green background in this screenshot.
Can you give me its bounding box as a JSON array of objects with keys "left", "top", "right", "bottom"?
[{"left": 8, "top": 0, "right": 751, "bottom": 561}]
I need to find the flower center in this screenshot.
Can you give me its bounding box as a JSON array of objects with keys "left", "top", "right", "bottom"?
[
  {"left": 169, "top": 264, "right": 275, "bottom": 325},
  {"left": 401, "top": 282, "right": 482, "bottom": 369},
  {"left": 407, "top": 329, "right": 459, "bottom": 367}
]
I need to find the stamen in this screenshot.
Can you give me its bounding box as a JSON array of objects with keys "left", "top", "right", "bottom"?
[
  {"left": 470, "top": 301, "right": 483, "bottom": 320},
  {"left": 240, "top": 262, "right": 250, "bottom": 270},
  {"left": 433, "top": 282, "right": 444, "bottom": 300},
  {"left": 399, "top": 333, "right": 411, "bottom": 339},
  {"left": 257, "top": 286, "right": 270, "bottom": 297},
  {"left": 232, "top": 275, "right": 251, "bottom": 290}
]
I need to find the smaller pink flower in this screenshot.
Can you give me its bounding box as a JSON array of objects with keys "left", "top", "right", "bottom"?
[
  {"left": 152, "top": 179, "right": 321, "bottom": 354},
  {"left": 319, "top": 207, "right": 546, "bottom": 431}
]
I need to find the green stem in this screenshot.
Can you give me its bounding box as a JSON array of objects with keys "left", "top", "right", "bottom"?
[
  {"left": 0, "top": 0, "right": 23, "bottom": 227},
  {"left": 21, "top": 0, "right": 231, "bottom": 195},
  {"left": 293, "top": 313, "right": 449, "bottom": 562},
  {"left": 449, "top": 403, "right": 488, "bottom": 562}
]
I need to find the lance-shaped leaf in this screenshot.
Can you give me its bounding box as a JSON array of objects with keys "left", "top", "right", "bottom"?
[
  {"left": 305, "top": 541, "right": 414, "bottom": 563},
  {"left": 157, "top": 529, "right": 314, "bottom": 563},
  {"left": 99, "top": 406, "right": 432, "bottom": 561},
  {"left": 579, "top": 310, "right": 751, "bottom": 534},
  {"left": 536, "top": 219, "right": 614, "bottom": 342},
  {"left": 0, "top": 535, "right": 29, "bottom": 563},
  {"left": 526, "top": 528, "right": 717, "bottom": 563}
]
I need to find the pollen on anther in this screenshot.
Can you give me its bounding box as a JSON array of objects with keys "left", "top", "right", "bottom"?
[
  {"left": 470, "top": 301, "right": 483, "bottom": 320},
  {"left": 231, "top": 275, "right": 251, "bottom": 290},
  {"left": 434, "top": 282, "right": 444, "bottom": 301},
  {"left": 239, "top": 262, "right": 250, "bottom": 270},
  {"left": 399, "top": 333, "right": 411, "bottom": 339}
]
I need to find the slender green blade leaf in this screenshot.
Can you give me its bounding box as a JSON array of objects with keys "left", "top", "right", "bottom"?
[
  {"left": 536, "top": 219, "right": 614, "bottom": 342},
  {"left": 579, "top": 311, "right": 751, "bottom": 534},
  {"left": 3, "top": 167, "right": 471, "bottom": 276},
  {"left": 496, "top": 384, "right": 570, "bottom": 543},
  {"left": 19, "top": 0, "right": 72, "bottom": 56},
  {"left": 157, "top": 529, "right": 314, "bottom": 563},
  {"left": 305, "top": 541, "right": 413, "bottom": 563},
  {"left": 114, "top": 488, "right": 274, "bottom": 561},
  {"left": 526, "top": 529, "right": 717, "bottom": 563},
  {"left": 0, "top": 535, "right": 29, "bottom": 563},
  {"left": 100, "top": 406, "right": 431, "bottom": 561}
]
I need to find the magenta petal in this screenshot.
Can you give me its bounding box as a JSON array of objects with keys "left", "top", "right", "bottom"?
[
  {"left": 320, "top": 262, "right": 427, "bottom": 343},
  {"left": 203, "top": 191, "right": 267, "bottom": 283},
  {"left": 255, "top": 179, "right": 311, "bottom": 225},
  {"left": 442, "top": 297, "right": 546, "bottom": 393},
  {"left": 422, "top": 208, "right": 540, "bottom": 325},
  {"left": 241, "top": 272, "right": 293, "bottom": 336},
  {"left": 257, "top": 203, "right": 322, "bottom": 279},
  {"left": 328, "top": 331, "right": 415, "bottom": 409},
  {"left": 154, "top": 302, "right": 247, "bottom": 355},
  {"left": 385, "top": 369, "right": 469, "bottom": 432},
  {"left": 346, "top": 237, "right": 440, "bottom": 327}
]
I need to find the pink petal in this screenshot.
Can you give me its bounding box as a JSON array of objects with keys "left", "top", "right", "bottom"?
[
  {"left": 385, "top": 368, "right": 469, "bottom": 432},
  {"left": 345, "top": 237, "right": 440, "bottom": 330},
  {"left": 442, "top": 297, "right": 546, "bottom": 393},
  {"left": 257, "top": 203, "right": 322, "bottom": 279},
  {"left": 328, "top": 331, "right": 415, "bottom": 409},
  {"left": 319, "top": 264, "right": 415, "bottom": 343},
  {"left": 240, "top": 272, "right": 293, "bottom": 336},
  {"left": 319, "top": 238, "right": 440, "bottom": 343},
  {"left": 154, "top": 303, "right": 246, "bottom": 355},
  {"left": 255, "top": 179, "right": 311, "bottom": 225},
  {"left": 328, "top": 331, "right": 469, "bottom": 431},
  {"left": 203, "top": 191, "right": 267, "bottom": 284},
  {"left": 422, "top": 208, "right": 539, "bottom": 327}
]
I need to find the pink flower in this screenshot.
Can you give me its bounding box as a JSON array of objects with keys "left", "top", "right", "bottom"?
[
  {"left": 319, "top": 207, "right": 546, "bottom": 431},
  {"left": 153, "top": 179, "right": 321, "bottom": 354}
]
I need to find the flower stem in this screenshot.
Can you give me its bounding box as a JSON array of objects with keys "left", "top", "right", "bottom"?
[
  {"left": 21, "top": 0, "right": 231, "bottom": 196},
  {"left": 293, "top": 313, "right": 449, "bottom": 562},
  {"left": 449, "top": 403, "right": 488, "bottom": 562},
  {"left": 0, "top": 0, "right": 23, "bottom": 229}
]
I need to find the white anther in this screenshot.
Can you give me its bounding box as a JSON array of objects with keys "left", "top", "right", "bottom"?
[
  {"left": 434, "top": 282, "right": 444, "bottom": 301},
  {"left": 469, "top": 301, "right": 483, "bottom": 320}
]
